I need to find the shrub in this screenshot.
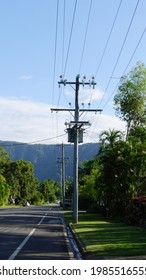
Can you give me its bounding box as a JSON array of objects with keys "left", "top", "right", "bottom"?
[{"left": 126, "top": 197, "right": 146, "bottom": 225}]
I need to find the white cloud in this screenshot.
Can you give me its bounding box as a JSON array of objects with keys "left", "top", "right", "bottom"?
[
  {"left": 80, "top": 88, "right": 104, "bottom": 103},
  {"left": 64, "top": 87, "right": 104, "bottom": 104},
  {"left": 0, "top": 97, "right": 126, "bottom": 144},
  {"left": 85, "top": 113, "right": 126, "bottom": 143},
  {"left": 19, "top": 75, "right": 32, "bottom": 80},
  {"left": 0, "top": 97, "right": 64, "bottom": 144}
]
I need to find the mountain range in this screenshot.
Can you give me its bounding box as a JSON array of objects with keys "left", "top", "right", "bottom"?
[{"left": 0, "top": 141, "right": 100, "bottom": 182}]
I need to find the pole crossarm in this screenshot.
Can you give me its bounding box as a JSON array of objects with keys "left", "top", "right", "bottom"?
[
  {"left": 58, "top": 81, "right": 96, "bottom": 86},
  {"left": 79, "top": 109, "right": 102, "bottom": 113},
  {"left": 51, "top": 108, "right": 75, "bottom": 112},
  {"left": 70, "top": 121, "right": 90, "bottom": 125},
  {"left": 51, "top": 108, "right": 102, "bottom": 113},
  {"left": 58, "top": 75, "right": 97, "bottom": 88},
  {"left": 58, "top": 80, "right": 96, "bottom": 87}
]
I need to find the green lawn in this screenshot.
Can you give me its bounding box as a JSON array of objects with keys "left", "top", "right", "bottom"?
[{"left": 64, "top": 213, "right": 146, "bottom": 259}]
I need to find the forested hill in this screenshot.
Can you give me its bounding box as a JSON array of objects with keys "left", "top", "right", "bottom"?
[{"left": 0, "top": 141, "right": 100, "bottom": 182}]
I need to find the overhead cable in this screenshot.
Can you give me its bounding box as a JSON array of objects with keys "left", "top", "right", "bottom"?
[
  {"left": 0, "top": 133, "right": 67, "bottom": 147},
  {"left": 62, "top": 0, "right": 66, "bottom": 74},
  {"left": 88, "top": 0, "right": 123, "bottom": 109},
  {"left": 95, "top": 0, "right": 123, "bottom": 78},
  {"left": 52, "top": 0, "right": 59, "bottom": 106},
  {"left": 63, "top": 0, "right": 78, "bottom": 76},
  {"left": 98, "top": 0, "right": 140, "bottom": 108},
  {"left": 78, "top": 0, "right": 93, "bottom": 74},
  {"left": 102, "top": 25, "right": 146, "bottom": 109}
]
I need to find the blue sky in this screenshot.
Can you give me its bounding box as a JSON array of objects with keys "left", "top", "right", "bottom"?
[{"left": 0, "top": 0, "right": 146, "bottom": 144}]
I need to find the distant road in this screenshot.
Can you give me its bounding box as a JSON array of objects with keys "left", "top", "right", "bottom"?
[{"left": 0, "top": 205, "right": 70, "bottom": 260}]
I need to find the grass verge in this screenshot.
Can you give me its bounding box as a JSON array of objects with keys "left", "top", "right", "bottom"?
[{"left": 64, "top": 213, "right": 146, "bottom": 259}]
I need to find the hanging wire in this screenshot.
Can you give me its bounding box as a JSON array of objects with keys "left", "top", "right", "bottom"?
[
  {"left": 79, "top": 0, "right": 123, "bottom": 117},
  {"left": 0, "top": 133, "right": 67, "bottom": 147},
  {"left": 62, "top": 0, "right": 66, "bottom": 75},
  {"left": 78, "top": 0, "right": 93, "bottom": 74},
  {"left": 52, "top": 0, "right": 143, "bottom": 147},
  {"left": 57, "top": 0, "right": 69, "bottom": 108},
  {"left": 98, "top": 0, "right": 140, "bottom": 108},
  {"left": 51, "top": 0, "right": 59, "bottom": 147},
  {"left": 102, "top": 25, "right": 146, "bottom": 109},
  {"left": 63, "top": 0, "right": 78, "bottom": 76},
  {"left": 85, "top": 131, "right": 100, "bottom": 143},
  {"left": 86, "top": 0, "right": 123, "bottom": 111},
  {"left": 95, "top": 0, "right": 123, "bottom": 78},
  {"left": 91, "top": 24, "right": 146, "bottom": 140},
  {"left": 77, "top": 0, "right": 93, "bottom": 126},
  {"left": 56, "top": 0, "right": 77, "bottom": 109},
  {"left": 52, "top": 0, "right": 59, "bottom": 106}
]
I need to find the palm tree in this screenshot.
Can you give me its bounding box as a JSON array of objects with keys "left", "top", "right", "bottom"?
[{"left": 99, "top": 129, "right": 123, "bottom": 148}]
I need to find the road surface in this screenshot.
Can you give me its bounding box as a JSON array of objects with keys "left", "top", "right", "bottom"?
[{"left": 0, "top": 205, "right": 71, "bottom": 260}]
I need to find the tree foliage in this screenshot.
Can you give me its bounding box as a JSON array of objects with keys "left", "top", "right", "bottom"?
[
  {"left": 0, "top": 145, "right": 59, "bottom": 206},
  {"left": 0, "top": 175, "right": 10, "bottom": 205},
  {"left": 5, "top": 160, "right": 38, "bottom": 204},
  {"left": 39, "top": 179, "right": 60, "bottom": 203},
  {"left": 0, "top": 146, "right": 11, "bottom": 174},
  {"left": 78, "top": 62, "right": 146, "bottom": 219},
  {"left": 114, "top": 62, "right": 146, "bottom": 136}
]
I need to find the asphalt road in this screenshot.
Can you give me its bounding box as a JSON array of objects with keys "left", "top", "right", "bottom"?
[{"left": 0, "top": 205, "right": 71, "bottom": 260}]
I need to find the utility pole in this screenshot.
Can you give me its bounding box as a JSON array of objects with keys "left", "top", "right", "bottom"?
[
  {"left": 57, "top": 158, "right": 62, "bottom": 203},
  {"left": 62, "top": 143, "right": 65, "bottom": 206},
  {"left": 51, "top": 75, "right": 102, "bottom": 223},
  {"left": 73, "top": 75, "right": 79, "bottom": 223},
  {"left": 56, "top": 143, "right": 67, "bottom": 207}
]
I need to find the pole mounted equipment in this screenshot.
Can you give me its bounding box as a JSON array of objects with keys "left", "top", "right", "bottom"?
[{"left": 51, "top": 75, "right": 102, "bottom": 223}]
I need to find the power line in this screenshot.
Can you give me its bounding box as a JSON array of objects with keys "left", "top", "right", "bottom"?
[
  {"left": 95, "top": 0, "right": 123, "bottom": 78},
  {"left": 89, "top": 24, "right": 146, "bottom": 141},
  {"left": 121, "top": 26, "right": 146, "bottom": 76},
  {"left": 0, "top": 133, "right": 66, "bottom": 147},
  {"left": 51, "top": 0, "right": 59, "bottom": 146},
  {"left": 98, "top": 0, "right": 140, "bottom": 108},
  {"left": 62, "top": 0, "right": 66, "bottom": 74},
  {"left": 78, "top": 0, "right": 93, "bottom": 74},
  {"left": 57, "top": 0, "right": 77, "bottom": 109},
  {"left": 51, "top": 0, "right": 143, "bottom": 148},
  {"left": 52, "top": 0, "right": 59, "bottom": 106},
  {"left": 86, "top": 0, "right": 123, "bottom": 110},
  {"left": 102, "top": 25, "right": 146, "bottom": 109},
  {"left": 85, "top": 131, "right": 100, "bottom": 143},
  {"left": 63, "top": 0, "right": 78, "bottom": 76}
]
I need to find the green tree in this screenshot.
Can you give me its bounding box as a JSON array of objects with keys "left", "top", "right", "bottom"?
[
  {"left": 0, "top": 146, "right": 11, "bottom": 174},
  {"left": 127, "top": 126, "right": 146, "bottom": 195},
  {"left": 78, "top": 63, "right": 146, "bottom": 218},
  {"left": 98, "top": 139, "right": 136, "bottom": 217},
  {"left": 31, "top": 190, "right": 44, "bottom": 205},
  {"left": 114, "top": 62, "right": 146, "bottom": 137},
  {"left": 39, "top": 179, "right": 59, "bottom": 203},
  {"left": 0, "top": 175, "right": 10, "bottom": 205},
  {"left": 99, "top": 129, "right": 124, "bottom": 148},
  {"left": 5, "top": 160, "right": 37, "bottom": 204},
  {"left": 78, "top": 159, "right": 102, "bottom": 211}
]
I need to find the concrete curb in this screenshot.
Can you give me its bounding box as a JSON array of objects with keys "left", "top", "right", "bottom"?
[
  {"left": 61, "top": 217, "right": 75, "bottom": 260},
  {"left": 61, "top": 217, "right": 83, "bottom": 260}
]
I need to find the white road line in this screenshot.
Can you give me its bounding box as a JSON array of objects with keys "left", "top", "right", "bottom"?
[
  {"left": 8, "top": 213, "right": 47, "bottom": 260},
  {"left": 37, "top": 213, "right": 47, "bottom": 225},
  {"left": 8, "top": 228, "right": 36, "bottom": 260}
]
